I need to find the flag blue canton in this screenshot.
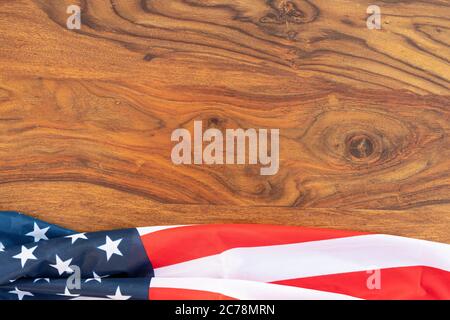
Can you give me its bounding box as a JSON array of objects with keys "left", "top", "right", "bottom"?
[{"left": 0, "top": 211, "right": 153, "bottom": 300}]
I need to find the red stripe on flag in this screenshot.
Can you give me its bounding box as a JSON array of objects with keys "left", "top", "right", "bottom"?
[
  {"left": 273, "top": 266, "right": 450, "bottom": 300},
  {"left": 141, "top": 224, "right": 367, "bottom": 268},
  {"left": 149, "top": 288, "right": 236, "bottom": 300}
]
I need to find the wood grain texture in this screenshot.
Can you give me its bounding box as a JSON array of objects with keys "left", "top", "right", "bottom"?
[
  {"left": 1, "top": 181, "right": 449, "bottom": 242},
  {"left": 0, "top": 1, "right": 449, "bottom": 241}
]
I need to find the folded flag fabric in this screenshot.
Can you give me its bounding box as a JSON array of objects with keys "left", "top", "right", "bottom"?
[{"left": 0, "top": 211, "right": 449, "bottom": 300}]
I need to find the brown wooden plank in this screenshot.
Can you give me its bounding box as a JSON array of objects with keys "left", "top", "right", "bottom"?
[
  {"left": 0, "top": 181, "right": 448, "bottom": 242},
  {"left": 0, "top": 1, "right": 449, "bottom": 241}
]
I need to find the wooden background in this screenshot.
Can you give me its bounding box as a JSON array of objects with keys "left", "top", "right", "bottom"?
[{"left": 0, "top": 0, "right": 449, "bottom": 242}]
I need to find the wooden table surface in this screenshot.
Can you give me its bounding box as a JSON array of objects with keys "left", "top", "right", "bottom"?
[{"left": 0, "top": 0, "right": 449, "bottom": 242}]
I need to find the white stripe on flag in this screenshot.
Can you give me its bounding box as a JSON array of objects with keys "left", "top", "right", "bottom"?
[
  {"left": 150, "top": 277, "right": 360, "bottom": 300},
  {"left": 137, "top": 225, "right": 188, "bottom": 236},
  {"left": 154, "top": 234, "right": 450, "bottom": 282}
]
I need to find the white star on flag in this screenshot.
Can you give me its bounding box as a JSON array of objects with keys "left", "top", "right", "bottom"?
[
  {"left": 106, "top": 286, "right": 131, "bottom": 300},
  {"left": 85, "top": 271, "right": 105, "bottom": 283},
  {"left": 13, "top": 245, "right": 38, "bottom": 268},
  {"left": 57, "top": 287, "right": 80, "bottom": 297},
  {"left": 49, "top": 255, "right": 74, "bottom": 275},
  {"left": 9, "top": 287, "right": 34, "bottom": 300},
  {"left": 65, "top": 232, "right": 88, "bottom": 244},
  {"left": 0, "top": 241, "right": 4, "bottom": 252},
  {"left": 26, "top": 222, "right": 50, "bottom": 242},
  {"left": 98, "top": 236, "right": 123, "bottom": 261}
]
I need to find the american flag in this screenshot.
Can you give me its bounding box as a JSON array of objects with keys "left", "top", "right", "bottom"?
[{"left": 0, "top": 211, "right": 448, "bottom": 300}]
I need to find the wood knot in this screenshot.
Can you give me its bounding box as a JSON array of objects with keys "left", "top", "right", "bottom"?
[
  {"left": 143, "top": 54, "right": 154, "bottom": 61},
  {"left": 260, "top": 0, "right": 318, "bottom": 25},
  {"left": 280, "top": 1, "right": 302, "bottom": 17},
  {"left": 347, "top": 134, "right": 375, "bottom": 159},
  {"left": 207, "top": 117, "right": 226, "bottom": 129}
]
